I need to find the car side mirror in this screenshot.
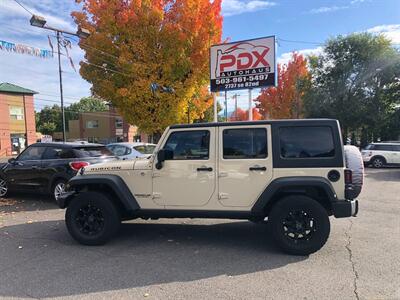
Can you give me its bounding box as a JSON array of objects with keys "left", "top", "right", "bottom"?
[
  {"left": 8, "top": 158, "right": 16, "bottom": 164},
  {"left": 156, "top": 149, "right": 173, "bottom": 169}
]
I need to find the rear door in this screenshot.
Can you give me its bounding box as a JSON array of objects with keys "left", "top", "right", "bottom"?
[
  {"left": 218, "top": 125, "right": 273, "bottom": 207},
  {"left": 393, "top": 145, "right": 400, "bottom": 164}
]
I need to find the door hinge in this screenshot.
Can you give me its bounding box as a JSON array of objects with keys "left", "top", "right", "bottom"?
[
  {"left": 219, "top": 193, "right": 229, "bottom": 200},
  {"left": 152, "top": 192, "right": 161, "bottom": 199}
]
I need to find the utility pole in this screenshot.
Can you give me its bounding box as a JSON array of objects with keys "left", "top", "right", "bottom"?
[
  {"left": 56, "top": 31, "right": 66, "bottom": 142},
  {"left": 30, "top": 15, "right": 90, "bottom": 142}
]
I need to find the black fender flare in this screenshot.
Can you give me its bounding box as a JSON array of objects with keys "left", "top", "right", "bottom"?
[
  {"left": 63, "top": 174, "right": 140, "bottom": 212},
  {"left": 251, "top": 176, "right": 337, "bottom": 216}
]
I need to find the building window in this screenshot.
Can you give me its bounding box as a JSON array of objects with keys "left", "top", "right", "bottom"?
[
  {"left": 9, "top": 106, "right": 24, "bottom": 120},
  {"left": 115, "top": 117, "right": 123, "bottom": 129},
  {"left": 86, "top": 120, "right": 99, "bottom": 128}
]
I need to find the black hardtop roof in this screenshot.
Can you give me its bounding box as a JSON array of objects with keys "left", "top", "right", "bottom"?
[
  {"left": 169, "top": 118, "right": 339, "bottom": 129},
  {"left": 32, "top": 142, "right": 105, "bottom": 148}
]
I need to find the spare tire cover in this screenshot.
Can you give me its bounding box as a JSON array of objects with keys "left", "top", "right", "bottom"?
[{"left": 344, "top": 145, "right": 364, "bottom": 198}]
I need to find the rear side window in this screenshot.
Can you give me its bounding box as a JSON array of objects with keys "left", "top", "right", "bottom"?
[
  {"left": 280, "top": 126, "right": 335, "bottom": 158},
  {"left": 43, "top": 147, "right": 63, "bottom": 159},
  {"left": 374, "top": 144, "right": 394, "bottom": 151},
  {"left": 164, "top": 130, "right": 210, "bottom": 160},
  {"left": 223, "top": 128, "right": 267, "bottom": 159},
  {"left": 73, "top": 146, "right": 114, "bottom": 158},
  {"left": 134, "top": 145, "right": 156, "bottom": 154}
]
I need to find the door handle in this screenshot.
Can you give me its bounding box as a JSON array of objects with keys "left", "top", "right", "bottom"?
[
  {"left": 249, "top": 166, "right": 267, "bottom": 171},
  {"left": 32, "top": 165, "right": 39, "bottom": 170},
  {"left": 197, "top": 167, "right": 213, "bottom": 172}
]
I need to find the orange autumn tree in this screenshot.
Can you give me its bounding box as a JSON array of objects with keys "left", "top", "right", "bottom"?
[
  {"left": 255, "top": 52, "right": 310, "bottom": 119},
  {"left": 229, "top": 107, "right": 262, "bottom": 121},
  {"left": 72, "top": 0, "right": 222, "bottom": 133}
]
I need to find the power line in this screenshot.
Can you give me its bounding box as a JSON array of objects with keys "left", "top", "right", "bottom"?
[
  {"left": 277, "top": 38, "right": 323, "bottom": 46},
  {"left": 12, "top": 0, "right": 34, "bottom": 16}
]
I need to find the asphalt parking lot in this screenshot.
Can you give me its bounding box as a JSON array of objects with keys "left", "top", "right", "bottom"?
[{"left": 0, "top": 168, "right": 399, "bottom": 300}]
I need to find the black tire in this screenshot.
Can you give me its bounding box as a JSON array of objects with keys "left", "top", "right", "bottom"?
[
  {"left": 52, "top": 179, "right": 67, "bottom": 202},
  {"left": 371, "top": 157, "right": 385, "bottom": 168},
  {"left": 269, "top": 195, "right": 330, "bottom": 255},
  {"left": 0, "top": 178, "right": 9, "bottom": 199},
  {"left": 66, "top": 192, "right": 121, "bottom": 245}
]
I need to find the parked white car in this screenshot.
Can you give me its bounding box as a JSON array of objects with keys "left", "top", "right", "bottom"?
[
  {"left": 361, "top": 142, "right": 400, "bottom": 168},
  {"left": 106, "top": 142, "right": 156, "bottom": 160}
]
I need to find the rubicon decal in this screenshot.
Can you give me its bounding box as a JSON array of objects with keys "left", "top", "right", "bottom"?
[{"left": 210, "top": 36, "right": 276, "bottom": 92}]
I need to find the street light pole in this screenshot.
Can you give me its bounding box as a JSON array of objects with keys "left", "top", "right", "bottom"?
[
  {"left": 30, "top": 15, "right": 90, "bottom": 143},
  {"left": 56, "top": 31, "right": 66, "bottom": 142}
]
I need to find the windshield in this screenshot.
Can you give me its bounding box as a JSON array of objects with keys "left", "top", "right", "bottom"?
[
  {"left": 134, "top": 145, "right": 156, "bottom": 155},
  {"left": 73, "top": 146, "right": 114, "bottom": 158}
]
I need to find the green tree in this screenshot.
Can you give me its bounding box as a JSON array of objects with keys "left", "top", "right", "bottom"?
[
  {"left": 35, "top": 105, "right": 62, "bottom": 134},
  {"left": 303, "top": 33, "right": 400, "bottom": 143},
  {"left": 65, "top": 96, "right": 108, "bottom": 123}
]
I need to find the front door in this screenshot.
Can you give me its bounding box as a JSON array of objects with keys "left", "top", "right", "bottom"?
[
  {"left": 5, "top": 145, "right": 46, "bottom": 191},
  {"left": 153, "top": 128, "right": 216, "bottom": 207},
  {"left": 218, "top": 125, "right": 273, "bottom": 207}
]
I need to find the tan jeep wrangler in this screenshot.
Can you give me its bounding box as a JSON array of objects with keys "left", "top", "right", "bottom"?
[{"left": 58, "top": 119, "right": 362, "bottom": 255}]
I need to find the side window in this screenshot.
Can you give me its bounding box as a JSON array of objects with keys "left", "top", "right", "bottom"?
[
  {"left": 374, "top": 145, "right": 393, "bottom": 151},
  {"left": 223, "top": 128, "right": 267, "bottom": 159},
  {"left": 113, "top": 145, "right": 128, "bottom": 156},
  {"left": 17, "top": 146, "right": 46, "bottom": 161},
  {"left": 164, "top": 130, "right": 210, "bottom": 160},
  {"left": 42, "top": 147, "right": 63, "bottom": 159},
  {"left": 280, "top": 126, "right": 335, "bottom": 158},
  {"left": 59, "top": 149, "right": 76, "bottom": 159}
]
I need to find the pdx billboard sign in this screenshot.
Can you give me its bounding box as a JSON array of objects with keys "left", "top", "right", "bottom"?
[{"left": 210, "top": 36, "right": 276, "bottom": 92}]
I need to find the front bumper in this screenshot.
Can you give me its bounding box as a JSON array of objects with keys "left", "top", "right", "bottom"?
[
  {"left": 332, "top": 199, "right": 359, "bottom": 218},
  {"left": 362, "top": 156, "right": 371, "bottom": 162},
  {"left": 57, "top": 191, "right": 75, "bottom": 209}
]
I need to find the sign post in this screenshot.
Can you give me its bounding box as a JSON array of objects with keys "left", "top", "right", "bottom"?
[
  {"left": 210, "top": 36, "right": 276, "bottom": 121},
  {"left": 248, "top": 89, "right": 252, "bottom": 120},
  {"left": 213, "top": 93, "right": 218, "bottom": 122}
]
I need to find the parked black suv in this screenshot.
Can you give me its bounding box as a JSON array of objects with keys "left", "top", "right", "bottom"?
[{"left": 0, "top": 142, "right": 115, "bottom": 201}]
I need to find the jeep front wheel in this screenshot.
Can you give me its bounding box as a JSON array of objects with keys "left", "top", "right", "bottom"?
[
  {"left": 269, "top": 195, "right": 330, "bottom": 255},
  {"left": 66, "top": 192, "right": 121, "bottom": 245}
]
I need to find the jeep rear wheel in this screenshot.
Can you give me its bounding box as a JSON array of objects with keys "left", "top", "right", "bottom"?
[
  {"left": 269, "top": 195, "right": 330, "bottom": 255},
  {"left": 66, "top": 192, "right": 121, "bottom": 245}
]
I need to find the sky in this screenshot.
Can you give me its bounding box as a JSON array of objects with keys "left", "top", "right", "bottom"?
[{"left": 0, "top": 0, "right": 399, "bottom": 113}]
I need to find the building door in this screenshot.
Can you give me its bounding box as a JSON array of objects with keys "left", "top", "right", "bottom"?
[
  {"left": 152, "top": 129, "right": 216, "bottom": 207},
  {"left": 218, "top": 125, "right": 273, "bottom": 207}
]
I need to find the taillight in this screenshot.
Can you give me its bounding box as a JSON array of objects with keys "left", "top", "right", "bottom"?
[
  {"left": 344, "top": 169, "right": 353, "bottom": 184},
  {"left": 69, "top": 161, "right": 90, "bottom": 171}
]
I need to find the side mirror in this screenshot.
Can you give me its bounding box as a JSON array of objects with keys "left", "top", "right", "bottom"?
[
  {"left": 156, "top": 149, "right": 173, "bottom": 169},
  {"left": 8, "top": 158, "right": 16, "bottom": 164}
]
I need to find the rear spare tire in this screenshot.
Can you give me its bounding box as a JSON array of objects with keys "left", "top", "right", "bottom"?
[
  {"left": 344, "top": 145, "right": 364, "bottom": 198},
  {"left": 66, "top": 191, "right": 121, "bottom": 245}
]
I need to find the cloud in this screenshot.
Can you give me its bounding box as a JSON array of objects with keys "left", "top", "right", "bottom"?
[
  {"left": 222, "top": 0, "right": 276, "bottom": 17},
  {"left": 278, "top": 47, "right": 323, "bottom": 65},
  {"left": 308, "top": 5, "right": 349, "bottom": 14},
  {"left": 366, "top": 24, "right": 400, "bottom": 44},
  {"left": 0, "top": 0, "right": 90, "bottom": 109},
  {"left": 0, "top": 0, "right": 75, "bottom": 31}
]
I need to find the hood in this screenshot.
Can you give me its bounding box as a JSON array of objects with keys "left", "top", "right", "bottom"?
[{"left": 83, "top": 156, "right": 153, "bottom": 174}]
